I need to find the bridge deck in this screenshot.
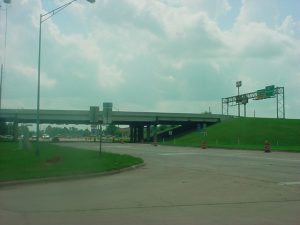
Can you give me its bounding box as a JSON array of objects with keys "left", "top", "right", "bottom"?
[{"left": 0, "top": 108, "right": 231, "bottom": 125}]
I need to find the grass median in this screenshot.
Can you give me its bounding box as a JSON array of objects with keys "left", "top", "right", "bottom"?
[
  {"left": 162, "top": 117, "right": 300, "bottom": 152},
  {"left": 0, "top": 142, "right": 143, "bottom": 182}
]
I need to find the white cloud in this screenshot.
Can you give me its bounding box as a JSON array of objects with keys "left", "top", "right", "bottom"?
[
  {"left": 97, "top": 63, "right": 125, "bottom": 89},
  {"left": 1, "top": 0, "right": 300, "bottom": 119},
  {"left": 20, "top": 0, "right": 29, "bottom": 5},
  {"left": 278, "top": 15, "right": 297, "bottom": 36},
  {"left": 13, "top": 64, "right": 57, "bottom": 89}
]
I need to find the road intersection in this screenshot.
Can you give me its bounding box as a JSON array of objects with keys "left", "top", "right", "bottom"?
[{"left": 1, "top": 143, "right": 300, "bottom": 225}]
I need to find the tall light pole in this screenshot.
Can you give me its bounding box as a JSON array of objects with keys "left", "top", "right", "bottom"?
[
  {"left": 36, "top": 0, "right": 95, "bottom": 156},
  {"left": 236, "top": 81, "right": 242, "bottom": 117},
  {"left": 0, "top": 0, "right": 11, "bottom": 109},
  {"left": 0, "top": 64, "right": 3, "bottom": 109}
]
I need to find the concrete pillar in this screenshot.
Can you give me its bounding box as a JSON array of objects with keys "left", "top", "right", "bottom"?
[
  {"left": 130, "top": 125, "right": 134, "bottom": 143},
  {"left": 133, "top": 126, "right": 137, "bottom": 143},
  {"left": 138, "top": 126, "right": 144, "bottom": 142},
  {"left": 137, "top": 126, "right": 140, "bottom": 142},
  {"left": 146, "top": 125, "right": 150, "bottom": 142},
  {"left": 153, "top": 124, "right": 157, "bottom": 144}
]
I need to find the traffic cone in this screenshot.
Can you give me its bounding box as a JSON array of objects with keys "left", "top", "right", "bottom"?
[
  {"left": 201, "top": 140, "right": 207, "bottom": 149},
  {"left": 264, "top": 140, "right": 271, "bottom": 153}
]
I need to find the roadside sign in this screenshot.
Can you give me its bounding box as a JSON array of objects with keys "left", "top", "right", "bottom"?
[
  {"left": 91, "top": 124, "right": 97, "bottom": 136},
  {"left": 265, "top": 85, "right": 275, "bottom": 97},
  {"left": 256, "top": 85, "right": 276, "bottom": 99},
  {"left": 103, "top": 102, "right": 113, "bottom": 124},
  {"left": 236, "top": 95, "right": 243, "bottom": 103},
  {"left": 89, "top": 106, "right": 99, "bottom": 123}
]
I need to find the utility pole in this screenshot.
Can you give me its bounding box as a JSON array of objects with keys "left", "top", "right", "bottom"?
[
  {"left": 0, "top": 0, "right": 11, "bottom": 109},
  {"left": 236, "top": 81, "right": 242, "bottom": 117}
]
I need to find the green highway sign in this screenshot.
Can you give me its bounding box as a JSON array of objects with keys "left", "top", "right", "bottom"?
[
  {"left": 265, "top": 85, "right": 275, "bottom": 97},
  {"left": 256, "top": 85, "right": 276, "bottom": 99},
  {"left": 256, "top": 89, "right": 266, "bottom": 99},
  {"left": 236, "top": 94, "right": 248, "bottom": 104}
]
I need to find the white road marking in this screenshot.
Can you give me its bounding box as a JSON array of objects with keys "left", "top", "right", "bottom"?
[
  {"left": 160, "top": 153, "right": 200, "bottom": 156},
  {"left": 279, "top": 181, "right": 300, "bottom": 186},
  {"left": 235, "top": 155, "right": 300, "bottom": 163},
  {"left": 159, "top": 152, "right": 300, "bottom": 163}
]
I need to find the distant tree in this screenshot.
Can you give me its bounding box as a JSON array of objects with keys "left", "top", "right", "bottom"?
[
  {"left": 105, "top": 124, "right": 117, "bottom": 136},
  {"left": 45, "top": 125, "right": 54, "bottom": 137},
  {"left": 43, "top": 125, "right": 91, "bottom": 137},
  {"left": 104, "top": 124, "right": 122, "bottom": 137},
  {"left": 18, "top": 125, "right": 30, "bottom": 136},
  {"left": 83, "top": 129, "right": 91, "bottom": 137}
]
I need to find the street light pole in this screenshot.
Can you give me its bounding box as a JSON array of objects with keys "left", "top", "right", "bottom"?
[
  {"left": 36, "top": 0, "right": 95, "bottom": 156},
  {"left": 236, "top": 81, "right": 242, "bottom": 117},
  {"left": 0, "top": 64, "right": 3, "bottom": 110},
  {"left": 238, "top": 85, "right": 240, "bottom": 117},
  {"left": 0, "top": 0, "right": 11, "bottom": 110},
  {"left": 36, "top": 14, "right": 42, "bottom": 156}
]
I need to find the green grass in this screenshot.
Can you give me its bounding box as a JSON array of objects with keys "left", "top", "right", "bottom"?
[
  {"left": 0, "top": 142, "right": 143, "bottom": 182},
  {"left": 163, "top": 117, "right": 300, "bottom": 152}
]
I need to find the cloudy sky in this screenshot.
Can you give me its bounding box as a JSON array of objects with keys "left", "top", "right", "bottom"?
[{"left": 0, "top": 0, "right": 299, "bottom": 119}]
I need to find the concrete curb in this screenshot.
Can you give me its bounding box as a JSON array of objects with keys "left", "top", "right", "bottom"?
[{"left": 0, "top": 163, "right": 145, "bottom": 188}]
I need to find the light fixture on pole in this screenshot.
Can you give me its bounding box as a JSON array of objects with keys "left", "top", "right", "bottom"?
[{"left": 36, "top": 0, "right": 95, "bottom": 156}]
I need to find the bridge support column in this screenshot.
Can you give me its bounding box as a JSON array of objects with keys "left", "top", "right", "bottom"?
[
  {"left": 146, "top": 125, "right": 150, "bottom": 142},
  {"left": 153, "top": 124, "right": 157, "bottom": 144},
  {"left": 129, "top": 125, "right": 144, "bottom": 143},
  {"left": 138, "top": 126, "right": 144, "bottom": 143},
  {"left": 133, "top": 126, "right": 137, "bottom": 143},
  {"left": 129, "top": 125, "right": 134, "bottom": 143}
]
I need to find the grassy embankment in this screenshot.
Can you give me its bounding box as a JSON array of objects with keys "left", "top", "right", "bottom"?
[
  {"left": 0, "top": 142, "right": 143, "bottom": 182},
  {"left": 163, "top": 117, "right": 300, "bottom": 152}
]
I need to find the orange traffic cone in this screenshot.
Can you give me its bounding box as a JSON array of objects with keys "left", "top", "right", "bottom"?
[
  {"left": 201, "top": 140, "right": 207, "bottom": 149},
  {"left": 264, "top": 140, "right": 271, "bottom": 153}
]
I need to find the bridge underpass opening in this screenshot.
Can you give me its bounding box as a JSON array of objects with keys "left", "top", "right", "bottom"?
[{"left": 126, "top": 122, "right": 215, "bottom": 144}]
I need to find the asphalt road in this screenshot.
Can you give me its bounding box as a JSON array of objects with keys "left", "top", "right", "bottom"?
[{"left": 1, "top": 143, "right": 300, "bottom": 225}]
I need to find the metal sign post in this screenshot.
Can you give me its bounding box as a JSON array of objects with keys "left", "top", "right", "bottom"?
[{"left": 99, "top": 124, "right": 102, "bottom": 155}]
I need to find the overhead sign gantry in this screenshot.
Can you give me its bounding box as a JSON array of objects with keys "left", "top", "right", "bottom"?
[{"left": 222, "top": 85, "right": 285, "bottom": 119}]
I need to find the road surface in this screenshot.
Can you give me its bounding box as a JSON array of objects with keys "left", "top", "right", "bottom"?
[{"left": 1, "top": 143, "right": 300, "bottom": 225}]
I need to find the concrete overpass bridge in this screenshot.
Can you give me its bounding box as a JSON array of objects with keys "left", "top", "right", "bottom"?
[{"left": 0, "top": 105, "right": 231, "bottom": 142}]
